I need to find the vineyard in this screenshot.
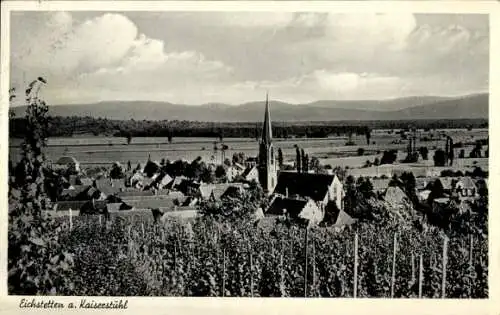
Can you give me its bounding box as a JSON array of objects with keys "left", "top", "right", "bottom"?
[{"left": 49, "top": 214, "right": 487, "bottom": 298}]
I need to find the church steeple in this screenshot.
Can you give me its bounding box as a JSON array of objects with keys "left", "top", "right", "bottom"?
[
  {"left": 262, "top": 92, "right": 272, "bottom": 144},
  {"left": 258, "top": 92, "right": 277, "bottom": 195}
]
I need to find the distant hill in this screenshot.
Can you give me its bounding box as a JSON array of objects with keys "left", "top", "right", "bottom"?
[{"left": 10, "top": 93, "right": 488, "bottom": 122}]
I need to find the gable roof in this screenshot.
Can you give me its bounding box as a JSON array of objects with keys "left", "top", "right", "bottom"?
[
  {"left": 111, "top": 179, "right": 126, "bottom": 191},
  {"left": 117, "top": 190, "right": 155, "bottom": 198},
  {"left": 94, "top": 178, "right": 119, "bottom": 196},
  {"left": 81, "top": 200, "right": 107, "bottom": 214},
  {"left": 242, "top": 166, "right": 258, "bottom": 179},
  {"left": 80, "top": 177, "right": 93, "bottom": 186},
  {"left": 233, "top": 163, "right": 246, "bottom": 171},
  {"left": 266, "top": 196, "right": 308, "bottom": 217},
  {"left": 54, "top": 200, "right": 88, "bottom": 211},
  {"left": 438, "top": 177, "right": 454, "bottom": 190},
  {"left": 61, "top": 185, "right": 89, "bottom": 200},
  {"left": 221, "top": 185, "right": 244, "bottom": 199},
  {"left": 122, "top": 198, "right": 177, "bottom": 210},
  {"left": 106, "top": 203, "right": 123, "bottom": 212},
  {"left": 274, "top": 172, "right": 336, "bottom": 202},
  {"left": 165, "top": 176, "right": 187, "bottom": 190},
  {"left": 384, "top": 186, "right": 408, "bottom": 207},
  {"left": 371, "top": 178, "right": 390, "bottom": 192},
  {"left": 415, "top": 178, "right": 432, "bottom": 190},
  {"left": 143, "top": 160, "right": 160, "bottom": 177},
  {"left": 56, "top": 156, "right": 78, "bottom": 165},
  {"left": 333, "top": 210, "right": 356, "bottom": 227},
  {"left": 457, "top": 177, "right": 477, "bottom": 190}
]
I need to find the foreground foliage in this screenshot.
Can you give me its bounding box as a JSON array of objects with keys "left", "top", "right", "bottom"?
[{"left": 45, "top": 213, "right": 487, "bottom": 298}]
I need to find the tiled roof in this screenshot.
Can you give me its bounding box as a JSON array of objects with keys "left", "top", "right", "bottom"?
[
  {"left": 266, "top": 196, "right": 308, "bottom": 217},
  {"left": 54, "top": 201, "right": 87, "bottom": 211},
  {"left": 457, "top": 177, "right": 477, "bottom": 190},
  {"left": 117, "top": 190, "right": 155, "bottom": 198},
  {"left": 371, "top": 178, "right": 390, "bottom": 192},
  {"left": 274, "top": 172, "right": 336, "bottom": 202},
  {"left": 123, "top": 198, "right": 177, "bottom": 210}
]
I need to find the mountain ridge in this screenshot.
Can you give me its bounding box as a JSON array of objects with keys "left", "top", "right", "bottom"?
[{"left": 10, "top": 93, "right": 488, "bottom": 122}]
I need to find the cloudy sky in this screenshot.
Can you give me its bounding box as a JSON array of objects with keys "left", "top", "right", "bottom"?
[{"left": 10, "top": 11, "right": 489, "bottom": 106}]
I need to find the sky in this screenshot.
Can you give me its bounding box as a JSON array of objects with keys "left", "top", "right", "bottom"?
[{"left": 10, "top": 11, "right": 489, "bottom": 106}]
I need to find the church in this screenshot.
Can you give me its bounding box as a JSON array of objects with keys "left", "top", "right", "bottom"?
[{"left": 257, "top": 95, "right": 348, "bottom": 226}]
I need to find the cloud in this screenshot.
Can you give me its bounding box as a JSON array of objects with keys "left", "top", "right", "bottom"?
[{"left": 10, "top": 12, "right": 488, "bottom": 106}]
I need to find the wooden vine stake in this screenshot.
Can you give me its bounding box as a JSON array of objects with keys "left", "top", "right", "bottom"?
[
  {"left": 141, "top": 222, "right": 145, "bottom": 237},
  {"left": 390, "top": 232, "right": 398, "bottom": 298},
  {"left": 312, "top": 239, "right": 316, "bottom": 297},
  {"left": 354, "top": 231, "right": 359, "bottom": 299},
  {"left": 469, "top": 234, "right": 474, "bottom": 266},
  {"left": 418, "top": 253, "right": 423, "bottom": 298},
  {"left": 248, "top": 242, "right": 254, "bottom": 297},
  {"left": 304, "top": 227, "right": 309, "bottom": 298},
  {"left": 411, "top": 252, "right": 415, "bottom": 283},
  {"left": 69, "top": 208, "right": 73, "bottom": 230},
  {"left": 441, "top": 236, "right": 448, "bottom": 298},
  {"left": 98, "top": 214, "right": 102, "bottom": 227},
  {"left": 222, "top": 248, "right": 226, "bottom": 297}
]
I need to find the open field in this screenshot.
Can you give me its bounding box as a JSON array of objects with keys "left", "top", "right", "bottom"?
[{"left": 9, "top": 128, "right": 488, "bottom": 170}]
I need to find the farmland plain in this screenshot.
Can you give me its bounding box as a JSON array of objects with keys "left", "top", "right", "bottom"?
[{"left": 9, "top": 128, "right": 488, "bottom": 171}]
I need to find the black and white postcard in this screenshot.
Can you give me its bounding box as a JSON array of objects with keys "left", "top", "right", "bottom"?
[{"left": 0, "top": 1, "right": 497, "bottom": 315}]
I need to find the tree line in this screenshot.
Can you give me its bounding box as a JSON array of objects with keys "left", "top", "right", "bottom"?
[{"left": 9, "top": 115, "right": 488, "bottom": 139}]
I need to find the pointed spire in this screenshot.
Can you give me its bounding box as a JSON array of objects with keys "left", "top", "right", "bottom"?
[{"left": 262, "top": 92, "right": 272, "bottom": 144}]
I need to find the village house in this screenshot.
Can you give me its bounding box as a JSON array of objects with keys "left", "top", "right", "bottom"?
[
  {"left": 226, "top": 163, "right": 246, "bottom": 182},
  {"left": 244, "top": 157, "right": 258, "bottom": 169},
  {"left": 240, "top": 165, "right": 259, "bottom": 182},
  {"left": 198, "top": 183, "right": 245, "bottom": 201},
  {"left": 55, "top": 156, "right": 80, "bottom": 173},
  {"left": 455, "top": 177, "right": 477, "bottom": 198},
  {"left": 272, "top": 172, "right": 345, "bottom": 212},
  {"left": 266, "top": 196, "right": 324, "bottom": 226}
]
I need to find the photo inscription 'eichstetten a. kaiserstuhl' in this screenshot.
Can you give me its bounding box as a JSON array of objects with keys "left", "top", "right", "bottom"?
[
  {"left": 7, "top": 11, "right": 488, "bottom": 298},
  {"left": 19, "top": 298, "right": 128, "bottom": 309}
]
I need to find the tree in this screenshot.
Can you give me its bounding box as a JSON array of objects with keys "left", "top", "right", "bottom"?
[
  {"left": 433, "top": 149, "right": 446, "bottom": 167},
  {"left": 400, "top": 172, "right": 418, "bottom": 206},
  {"left": 459, "top": 149, "right": 465, "bottom": 159},
  {"left": 277, "top": 148, "right": 284, "bottom": 169},
  {"left": 309, "top": 156, "right": 321, "bottom": 173},
  {"left": 356, "top": 177, "right": 374, "bottom": 200},
  {"left": 365, "top": 128, "right": 371, "bottom": 145},
  {"left": 373, "top": 157, "right": 380, "bottom": 166},
  {"left": 223, "top": 158, "right": 232, "bottom": 167},
  {"left": 109, "top": 162, "right": 125, "bottom": 179},
  {"left": 418, "top": 147, "right": 429, "bottom": 160},
  {"left": 303, "top": 153, "right": 309, "bottom": 173},
  {"left": 343, "top": 175, "right": 357, "bottom": 212},
  {"left": 232, "top": 152, "right": 245, "bottom": 165},
  {"left": 200, "top": 167, "right": 216, "bottom": 184},
  {"left": 9, "top": 78, "right": 75, "bottom": 295},
  {"left": 215, "top": 165, "right": 227, "bottom": 178},
  {"left": 126, "top": 133, "right": 132, "bottom": 145},
  {"left": 380, "top": 150, "right": 398, "bottom": 165},
  {"left": 428, "top": 179, "right": 445, "bottom": 203},
  {"left": 357, "top": 148, "right": 365, "bottom": 156},
  {"left": 295, "top": 146, "right": 301, "bottom": 173}
]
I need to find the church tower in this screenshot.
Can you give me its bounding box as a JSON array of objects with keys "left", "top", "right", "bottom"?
[{"left": 258, "top": 93, "right": 278, "bottom": 195}]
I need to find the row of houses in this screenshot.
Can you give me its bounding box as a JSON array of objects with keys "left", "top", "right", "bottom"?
[{"left": 53, "top": 165, "right": 249, "bottom": 215}]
